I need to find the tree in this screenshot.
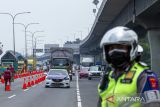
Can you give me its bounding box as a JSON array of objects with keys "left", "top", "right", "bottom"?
[{"left": 139, "top": 36, "right": 151, "bottom": 66}]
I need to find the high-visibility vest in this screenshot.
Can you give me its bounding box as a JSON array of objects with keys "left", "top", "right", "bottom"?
[{"left": 98, "top": 62, "right": 148, "bottom": 107}]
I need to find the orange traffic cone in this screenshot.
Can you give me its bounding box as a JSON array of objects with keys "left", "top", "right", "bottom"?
[
  {"left": 5, "top": 80, "right": 11, "bottom": 91},
  {"left": 31, "top": 76, "right": 35, "bottom": 86},
  {"left": 27, "top": 77, "right": 31, "bottom": 87},
  {"left": 22, "top": 78, "right": 27, "bottom": 89},
  {"left": 1, "top": 76, "right": 5, "bottom": 84},
  {"left": 38, "top": 75, "right": 40, "bottom": 83},
  {"left": 35, "top": 75, "right": 38, "bottom": 84}
]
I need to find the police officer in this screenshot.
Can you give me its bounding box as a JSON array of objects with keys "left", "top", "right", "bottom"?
[
  {"left": 4, "top": 67, "right": 11, "bottom": 90},
  {"left": 97, "top": 26, "right": 160, "bottom": 107}
]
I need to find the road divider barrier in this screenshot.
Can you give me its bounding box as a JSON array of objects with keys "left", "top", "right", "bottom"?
[
  {"left": 12, "top": 71, "right": 44, "bottom": 80},
  {"left": 1, "top": 70, "right": 47, "bottom": 92},
  {"left": 21, "top": 71, "right": 46, "bottom": 90}
]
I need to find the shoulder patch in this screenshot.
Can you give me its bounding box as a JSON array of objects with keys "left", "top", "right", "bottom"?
[
  {"left": 148, "top": 77, "right": 158, "bottom": 89},
  {"left": 138, "top": 62, "right": 148, "bottom": 67}
]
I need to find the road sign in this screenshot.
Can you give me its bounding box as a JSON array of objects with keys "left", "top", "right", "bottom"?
[
  {"left": 93, "top": 9, "right": 96, "bottom": 13},
  {"left": 34, "top": 49, "right": 43, "bottom": 53},
  {"left": 93, "top": 0, "right": 99, "bottom": 5},
  {"left": 44, "top": 49, "right": 50, "bottom": 53}
]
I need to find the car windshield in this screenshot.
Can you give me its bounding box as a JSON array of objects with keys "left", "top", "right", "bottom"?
[
  {"left": 89, "top": 66, "right": 99, "bottom": 71},
  {"left": 52, "top": 59, "right": 69, "bottom": 66},
  {"left": 48, "top": 70, "right": 68, "bottom": 75},
  {"left": 81, "top": 67, "right": 89, "bottom": 71}
]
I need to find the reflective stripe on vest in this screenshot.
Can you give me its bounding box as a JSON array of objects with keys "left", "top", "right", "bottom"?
[{"left": 98, "top": 62, "right": 148, "bottom": 107}]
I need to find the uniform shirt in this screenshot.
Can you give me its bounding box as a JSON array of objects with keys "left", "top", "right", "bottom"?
[
  {"left": 137, "top": 70, "right": 159, "bottom": 107},
  {"left": 97, "top": 63, "right": 160, "bottom": 107},
  {"left": 4, "top": 70, "right": 11, "bottom": 79}
]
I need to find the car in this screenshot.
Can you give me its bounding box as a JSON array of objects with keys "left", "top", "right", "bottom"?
[
  {"left": 45, "top": 69, "right": 70, "bottom": 88},
  {"left": 79, "top": 67, "right": 89, "bottom": 79},
  {"left": 88, "top": 66, "right": 102, "bottom": 80}
]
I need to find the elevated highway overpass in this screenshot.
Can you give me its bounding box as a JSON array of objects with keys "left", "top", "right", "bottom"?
[{"left": 80, "top": 0, "right": 160, "bottom": 75}]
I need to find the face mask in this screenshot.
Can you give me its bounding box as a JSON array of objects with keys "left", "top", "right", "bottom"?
[{"left": 108, "top": 49, "right": 130, "bottom": 68}]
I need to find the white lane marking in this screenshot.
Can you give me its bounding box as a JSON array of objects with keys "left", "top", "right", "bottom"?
[
  {"left": 77, "top": 95, "right": 81, "bottom": 102},
  {"left": 8, "top": 94, "right": 16, "bottom": 99},
  {"left": 76, "top": 71, "right": 82, "bottom": 107},
  {"left": 78, "top": 102, "right": 82, "bottom": 107},
  {"left": 32, "top": 85, "right": 36, "bottom": 87},
  {"left": 24, "top": 89, "right": 29, "bottom": 91}
]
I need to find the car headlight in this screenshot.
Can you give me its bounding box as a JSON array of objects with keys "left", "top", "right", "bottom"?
[
  {"left": 46, "top": 77, "right": 52, "bottom": 80},
  {"left": 64, "top": 76, "right": 70, "bottom": 80},
  {"left": 89, "top": 72, "right": 92, "bottom": 75}
]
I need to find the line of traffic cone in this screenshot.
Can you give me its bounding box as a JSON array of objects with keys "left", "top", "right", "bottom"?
[{"left": 22, "top": 73, "right": 45, "bottom": 90}]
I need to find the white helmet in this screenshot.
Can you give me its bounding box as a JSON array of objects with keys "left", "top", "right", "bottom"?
[{"left": 100, "top": 26, "right": 138, "bottom": 62}]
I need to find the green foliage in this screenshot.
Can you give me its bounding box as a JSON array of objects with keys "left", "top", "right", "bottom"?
[{"left": 139, "top": 36, "right": 151, "bottom": 66}]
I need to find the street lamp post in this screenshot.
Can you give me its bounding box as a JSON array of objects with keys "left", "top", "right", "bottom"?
[
  {"left": 78, "top": 31, "right": 83, "bottom": 40},
  {"left": 14, "top": 23, "right": 39, "bottom": 58},
  {"left": 26, "top": 31, "right": 44, "bottom": 68},
  {"left": 0, "top": 12, "right": 31, "bottom": 55},
  {"left": 26, "top": 31, "right": 44, "bottom": 67},
  {"left": 34, "top": 36, "right": 44, "bottom": 61}
]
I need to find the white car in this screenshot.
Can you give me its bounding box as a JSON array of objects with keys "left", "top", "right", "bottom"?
[
  {"left": 45, "top": 69, "right": 70, "bottom": 88},
  {"left": 88, "top": 66, "right": 102, "bottom": 80}
]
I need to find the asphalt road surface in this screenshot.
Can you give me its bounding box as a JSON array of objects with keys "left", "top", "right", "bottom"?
[{"left": 0, "top": 74, "right": 100, "bottom": 107}]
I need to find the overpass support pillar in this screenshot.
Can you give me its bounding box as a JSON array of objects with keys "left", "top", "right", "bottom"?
[{"left": 147, "top": 29, "right": 160, "bottom": 76}]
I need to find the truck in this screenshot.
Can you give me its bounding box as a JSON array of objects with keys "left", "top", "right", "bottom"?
[
  {"left": 18, "top": 60, "right": 27, "bottom": 73},
  {"left": 50, "top": 48, "right": 73, "bottom": 80},
  {"left": 27, "top": 59, "right": 36, "bottom": 72},
  {"left": 80, "top": 55, "right": 95, "bottom": 68}
]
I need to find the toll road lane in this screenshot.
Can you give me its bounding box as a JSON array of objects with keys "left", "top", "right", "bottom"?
[
  {"left": 0, "top": 74, "right": 44, "bottom": 100},
  {"left": 0, "top": 77, "right": 77, "bottom": 107},
  {"left": 0, "top": 75, "right": 39, "bottom": 99},
  {"left": 0, "top": 78, "right": 24, "bottom": 101},
  {"left": 79, "top": 78, "right": 100, "bottom": 107},
  {"left": 0, "top": 75, "right": 100, "bottom": 107}
]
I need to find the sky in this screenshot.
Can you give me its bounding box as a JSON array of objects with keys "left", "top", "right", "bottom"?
[{"left": 0, "top": 0, "right": 102, "bottom": 56}]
